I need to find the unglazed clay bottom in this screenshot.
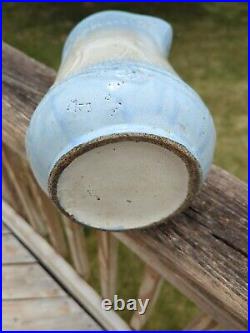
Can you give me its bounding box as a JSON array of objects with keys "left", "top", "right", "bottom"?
[{"left": 57, "top": 141, "right": 189, "bottom": 230}]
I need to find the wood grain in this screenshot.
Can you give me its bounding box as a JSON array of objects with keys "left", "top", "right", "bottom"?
[
  {"left": 2, "top": 234, "right": 36, "bottom": 264},
  {"left": 62, "top": 215, "right": 90, "bottom": 280},
  {"left": 98, "top": 231, "right": 118, "bottom": 299},
  {"left": 185, "top": 312, "right": 219, "bottom": 331},
  {"left": 2, "top": 224, "right": 11, "bottom": 235},
  {"left": 3, "top": 201, "right": 131, "bottom": 331},
  {"left": 3, "top": 144, "right": 69, "bottom": 257},
  {"left": 2, "top": 42, "right": 248, "bottom": 329},
  {"left": 115, "top": 166, "right": 247, "bottom": 330},
  {"left": 3, "top": 44, "right": 55, "bottom": 158},
  {"left": 3, "top": 298, "right": 102, "bottom": 331},
  {"left": 3, "top": 146, "right": 47, "bottom": 236},
  {"left": 130, "top": 265, "right": 163, "bottom": 330},
  {"left": 3, "top": 263, "right": 66, "bottom": 300},
  {"left": 2, "top": 215, "right": 102, "bottom": 331}
]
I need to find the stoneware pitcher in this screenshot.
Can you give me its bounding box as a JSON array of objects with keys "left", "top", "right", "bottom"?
[{"left": 26, "top": 11, "right": 216, "bottom": 231}]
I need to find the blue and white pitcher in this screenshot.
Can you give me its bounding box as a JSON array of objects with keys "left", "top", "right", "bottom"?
[{"left": 26, "top": 11, "right": 216, "bottom": 230}]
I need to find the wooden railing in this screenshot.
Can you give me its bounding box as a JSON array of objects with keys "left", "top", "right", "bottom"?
[{"left": 2, "top": 43, "right": 247, "bottom": 330}]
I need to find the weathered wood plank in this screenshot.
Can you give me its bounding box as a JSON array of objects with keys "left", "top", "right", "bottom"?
[
  {"left": 62, "top": 215, "right": 90, "bottom": 280},
  {"left": 2, "top": 224, "right": 11, "bottom": 235},
  {"left": 2, "top": 223, "right": 102, "bottom": 331},
  {"left": 2, "top": 44, "right": 55, "bottom": 158},
  {"left": 116, "top": 174, "right": 247, "bottom": 328},
  {"left": 115, "top": 166, "right": 247, "bottom": 329},
  {"left": 2, "top": 234, "right": 36, "bottom": 264},
  {"left": 3, "top": 146, "right": 47, "bottom": 236},
  {"left": 130, "top": 265, "right": 163, "bottom": 330},
  {"left": 2, "top": 149, "right": 26, "bottom": 222},
  {"left": 3, "top": 144, "right": 69, "bottom": 258},
  {"left": 3, "top": 297, "right": 102, "bottom": 331},
  {"left": 3, "top": 201, "right": 131, "bottom": 330},
  {"left": 3, "top": 263, "right": 66, "bottom": 300},
  {"left": 185, "top": 312, "right": 217, "bottom": 330},
  {"left": 2, "top": 43, "right": 247, "bottom": 329},
  {"left": 24, "top": 160, "right": 69, "bottom": 258},
  {"left": 98, "top": 232, "right": 118, "bottom": 299}
]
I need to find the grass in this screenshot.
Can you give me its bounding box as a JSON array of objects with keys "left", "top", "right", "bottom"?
[{"left": 3, "top": 3, "right": 247, "bottom": 330}]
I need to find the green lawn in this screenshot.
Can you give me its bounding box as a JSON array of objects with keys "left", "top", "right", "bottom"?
[{"left": 3, "top": 3, "right": 247, "bottom": 330}]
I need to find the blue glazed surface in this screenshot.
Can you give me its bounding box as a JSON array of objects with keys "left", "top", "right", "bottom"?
[
  {"left": 62, "top": 10, "right": 173, "bottom": 59},
  {"left": 26, "top": 11, "right": 216, "bottom": 195}
]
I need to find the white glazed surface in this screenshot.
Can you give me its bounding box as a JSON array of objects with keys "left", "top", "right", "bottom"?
[
  {"left": 56, "top": 28, "right": 175, "bottom": 84},
  {"left": 57, "top": 141, "right": 189, "bottom": 230}
]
